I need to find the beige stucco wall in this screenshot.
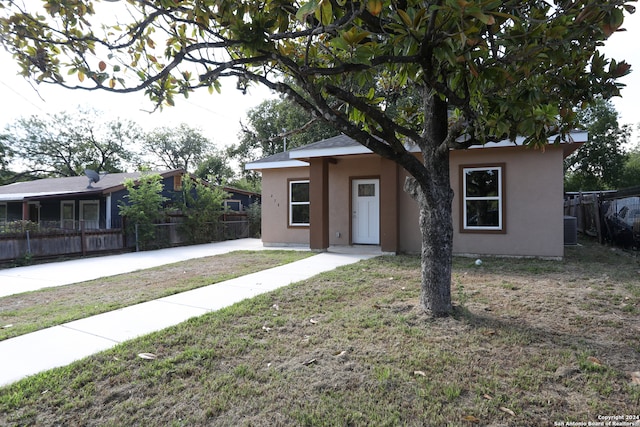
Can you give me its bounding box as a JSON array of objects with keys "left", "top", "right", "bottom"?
[
  {"left": 260, "top": 167, "right": 310, "bottom": 246},
  {"left": 450, "top": 145, "right": 565, "bottom": 258},
  {"left": 260, "top": 156, "right": 384, "bottom": 247},
  {"left": 260, "top": 145, "right": 565, "bottom": 258},
  {"left": 399, "top": 145, "right": 565, "bottom": 257}
]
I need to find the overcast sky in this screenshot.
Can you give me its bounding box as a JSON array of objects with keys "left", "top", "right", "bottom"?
[{"left": 0, "top": 6, "right": 638, "bottom": 152}]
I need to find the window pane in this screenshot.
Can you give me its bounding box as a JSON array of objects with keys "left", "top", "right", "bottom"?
[
  {"left": 291, "top": 182, "right": 309, "bottom": 202},
  {"left": 291, "top": 204, "right": 310, "bottom": 224},
  {"left": 358, "top": 183, "right": 375, "bottom": 197},
  {"left": 62, "top": 204, "right": 74, "bottom": 220},
  {"left": 83, "top": 203, "right": 99, "bottom": 220},
  {"left": 465, "top": 169, "right": 499, "bottom": 197},
  {"left": 466, "top": 200, "right": 499, "bottom": 227}
]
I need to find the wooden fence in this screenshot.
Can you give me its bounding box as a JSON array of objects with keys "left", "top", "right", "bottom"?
[
  {"left": 564, "top": 193, "right": 604, "bottom": 242},
  {"left": 0, "top": 228, "right": 125, "bottom": 263},
  {"left": 0, "top": 219, "right": 252, "bottom": 264},
  {"left": 564, "top": 190, "right": 640, "bottom": 248}
]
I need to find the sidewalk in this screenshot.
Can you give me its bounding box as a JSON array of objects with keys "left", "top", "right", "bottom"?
[
  {"left": 0, "top": 238, "right": 271, "bottom": 298},
  {"left": 0, "top": 240, "right": 378, "bottom": 387}
]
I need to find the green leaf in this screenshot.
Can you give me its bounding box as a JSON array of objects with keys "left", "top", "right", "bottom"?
[
  {"left": 315, "top": 0, "right": 333, "bottom": 26},
  {"left": 296, "top": 0, "right": 319, "bottom": 23},
  {"left": 397, "top": 10, "right": 413, "bottom": 28}
]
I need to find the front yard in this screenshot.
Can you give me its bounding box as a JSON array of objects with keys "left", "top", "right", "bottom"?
[{"left": 1, "top": 239, "right": 639, "bottom": 425}]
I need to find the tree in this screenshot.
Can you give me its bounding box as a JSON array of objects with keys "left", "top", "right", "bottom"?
[
  {"left": 180, "top": 177, "right": 228, "bottom": 243},
  {"left": 229, "top": 97, "right": 339, "bottom": 167},
  {"left": 2, "top": 107, "right": 140, "bottom": 177},
  {"left": 1, "top": 1, "right": 633, "bottom": 316},
  {"left": 194, "top": 149, "right": 236, "bottom": 184},
  {"left": 565, "top": 98, "right": 631, "bottom": 191},
  {"left": 620, "top": 146, "right": 640, "bottom": 188},
  {"left": 142, "top": 123, "right": 213, "bottom": 172},
  {"left": 119, "top": 173, "right": 167, "bottom": 250},
  {"left": 0, "top": 133, "right": 17, "bottom": 185}
]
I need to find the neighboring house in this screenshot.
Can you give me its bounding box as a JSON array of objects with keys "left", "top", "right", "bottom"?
[
  {"left": 0, "top": 169, "right": 187, "bottom": 230},
  {"left": 221, "top": 186, "right": 261, "bottom": 213},
  {"left": 246, "top": 132, "right": 587, "bottom": 259}
]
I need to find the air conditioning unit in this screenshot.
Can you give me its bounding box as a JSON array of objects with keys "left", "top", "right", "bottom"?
[{"left": 564, "top": 216, "right": 578, "bottom": 245}]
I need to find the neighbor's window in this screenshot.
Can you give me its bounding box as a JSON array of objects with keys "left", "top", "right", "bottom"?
[
  {"left": 174, "top": 174, "right": 183, "bottom": 191},
  {"left": 462, "top": 165, "right": 504, "bottom": 232},
  {"left": 0, "top": 203, "right": 6, "bottom": 223},
  {"left": 60, "top": 200, "right": 75, "bottom": 229},
  {"left": 289, "top": 180, "right": 310, "bottom": 226}
]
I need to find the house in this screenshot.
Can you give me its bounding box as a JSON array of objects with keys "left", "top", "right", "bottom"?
[
  {"left": 0, "top": 169, "right": 188, "bottom": 230},
  {"left": 221, "top": 186, "right": 262, "bottom": 213},
  {"left": 246, "top": 132, "right": 586, "bottom": 258}
]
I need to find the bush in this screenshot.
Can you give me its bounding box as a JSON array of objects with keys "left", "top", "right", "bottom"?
[
  {"left": 118, "top": 174, "right": 167, "bottom": 250},
  {"left": 247, "top": 203, "right": 261, "bottom": 238}
]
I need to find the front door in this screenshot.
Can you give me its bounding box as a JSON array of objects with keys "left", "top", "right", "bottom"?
[{"left": 352, "top": 179, "right": 380, "bottom": 245}]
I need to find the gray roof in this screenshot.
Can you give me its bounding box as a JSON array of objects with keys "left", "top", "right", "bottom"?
[
  {"left": 290, "top": 134, "right": 360, "bottom": 152},
  {"left": 246, "top": 131, "right": 588, "bottom": 170},
  {"left": 0, "top": 170, "right": 182, "bottom": 202},
  {"left": 245, "top": 150, "right": 295, "bottom": 165},
  {"left": 249, "top": 134, "right": 359, "bottom": 165}
]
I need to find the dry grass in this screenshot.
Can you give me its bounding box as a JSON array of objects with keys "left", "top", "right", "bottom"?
[
  {"left": 1, "top": 238, "right": 639, "bottom": 426},
  {"left": 0, "top": 250, "right": 313, "bottom": 341}
]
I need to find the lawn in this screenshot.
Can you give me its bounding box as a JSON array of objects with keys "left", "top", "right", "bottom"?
[
  {"left": 0, "top": 250, "right": 313, "bottom": 341},
  {"left": 1, "top": 239, "right": 639, "bottom": 426}
]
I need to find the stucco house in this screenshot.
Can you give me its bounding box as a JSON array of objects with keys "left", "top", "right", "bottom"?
[{"left": 246, "top": 132, "right": 586, "bottom": 259}]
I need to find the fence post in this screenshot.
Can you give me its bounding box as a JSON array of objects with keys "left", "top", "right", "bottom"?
[
  {"left": 81, "top": 220, "right": 86, "bottom": 256},
  {"left": 135, "top": 223, "right": 139, "bottom": 252},
  {"left": 25, "top": 230, "right": 31, "bottom": 256},
  {"left": 595, "top": 193, "right": 603, "bottom": 244}
]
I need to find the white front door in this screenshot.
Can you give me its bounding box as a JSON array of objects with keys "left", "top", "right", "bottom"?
[{"left": 352, "top": 179, "right": 380, "bottom": 245}]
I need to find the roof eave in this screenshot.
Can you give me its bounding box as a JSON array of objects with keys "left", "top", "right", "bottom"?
[{"left": 245, "top": 160, "right": 309, "bottom": 170}]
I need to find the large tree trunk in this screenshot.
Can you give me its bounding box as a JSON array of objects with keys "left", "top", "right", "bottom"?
[
  {"left": 404, "top": 91, "right": 454, "bottom": 317},
  {"left": 405, "top": 157, "right": 454, "bottom": 317}
]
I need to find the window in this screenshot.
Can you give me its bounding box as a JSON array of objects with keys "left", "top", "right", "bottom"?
[
  {"left": 80, "top": 200, "right": 100, "bottom": 230},
  {"left": 289, "top": 180, "right": 310, "bottom": 226},
  {"left": 61, "top": 201, "right": 75, "bottom": 229},
  {"left": 0, "top": 203, "right": 6, "bottom": 224},
  {"left": 224, "top": 200, "right": 242, "bottom": 212},
  {"left": 462, "top": 165, "right": 504, "bottom": 232},
  {"left": 174, "top": 174, "right": 183, "bottom": 191}
]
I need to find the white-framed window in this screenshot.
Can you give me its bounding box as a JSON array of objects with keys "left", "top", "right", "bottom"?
[
  {"left": 462, "top": 165, "right": 504, "bottom": 232},
  {"left": 224, "top": 200, "right": 242, "bottom": 212},
  {"left": 80, "top": 200, "right": 100, "bottom": 230},
  {"left": 289, "top": 179, "right": 310, "bottom": 227},
  {"left": 60, "top": 200, "right": 75, "bottom": 229}
]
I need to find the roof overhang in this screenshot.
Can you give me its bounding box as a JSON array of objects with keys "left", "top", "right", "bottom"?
[
  {"left": 245, "top": 159, "right": 309, "bottom": 170},
  {"left": 289, "top": 132, "right": 588, "bottom": 160},
  {"left": 246, "top": 131, "right": 587, "bottom": 170}
]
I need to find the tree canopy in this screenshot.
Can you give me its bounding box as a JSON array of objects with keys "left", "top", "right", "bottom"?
[
  {"left": 565, "top": 97, "right": 631, "bottom": 191},
  {"left": 231, "top": 97, "right": 339, "bottom": 160},
  {"left": 142, "top": 123, "right": 212, "bottom": 172},
  {"left": 1, "top": 107, "right": 141, "bottom": 178},
  {"left": 0, "top": 0, "right": 634, "bottom": 316}
]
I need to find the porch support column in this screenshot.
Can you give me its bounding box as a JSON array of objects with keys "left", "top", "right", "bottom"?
[
  {"left": 309, "top": 157, "right": 329, "bottom": 251},
  {"left": 22, "top": 201, "right": 29, "bottom": 221},
  {"left": 380, "top": 158, "right": 398, "bottom": 253}
]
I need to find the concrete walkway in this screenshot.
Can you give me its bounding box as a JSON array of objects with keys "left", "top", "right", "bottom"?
[
  {"left": 0, "top": 239, "right": 379, "bottom": 387},
  {"left": 0, "top": 238, "right": 272, "bottom": 298}
]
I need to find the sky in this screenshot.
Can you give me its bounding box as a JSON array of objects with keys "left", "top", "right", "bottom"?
[{"left": 0, "top": 6, "right": 638, "bottom": 155}]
